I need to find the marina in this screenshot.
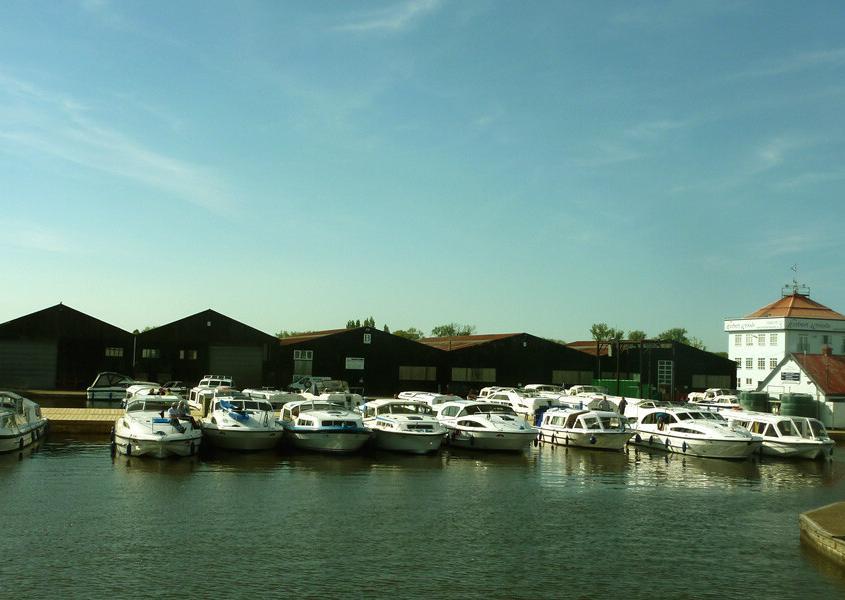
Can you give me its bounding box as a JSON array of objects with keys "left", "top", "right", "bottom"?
[{"left": 1, "top": 433, "right": 843, "bottom": 598}]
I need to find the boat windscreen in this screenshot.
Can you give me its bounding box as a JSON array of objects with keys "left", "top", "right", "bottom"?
[
  {"left": 467, "top": 404, "right": 516, "bottom": 415},
  {"left": 385, "top": 403, "right": 432, "bottom": 415}
]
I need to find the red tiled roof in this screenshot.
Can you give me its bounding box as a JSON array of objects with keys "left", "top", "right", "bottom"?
[
  {"left": 278, "top": 328, "right": 351, "bottom": 345},
  {"left": 793, "top": 353, "right": 845, "bottom": 395},
  {"left": 746, "top": 294, "right": 845, "bottom": 320},
  {"left": 420, "top": 333, "right": 520, "bottom": 351},
  {"left": 566, "top": 341, "right": 610, "bottom": 356}
]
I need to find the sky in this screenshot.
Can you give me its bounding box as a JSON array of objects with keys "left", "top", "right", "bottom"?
[{"left": 2, "top": 1, "right": 845, "bottom": 351}]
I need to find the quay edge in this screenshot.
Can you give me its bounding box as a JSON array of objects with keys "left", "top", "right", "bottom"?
[{"left": 799, "top": 501, "right": 845, "bottom": 567}]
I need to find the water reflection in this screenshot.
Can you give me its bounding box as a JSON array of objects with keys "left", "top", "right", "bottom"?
[{"left": 0, "top": 439, "right": 46, "bottom": 468}]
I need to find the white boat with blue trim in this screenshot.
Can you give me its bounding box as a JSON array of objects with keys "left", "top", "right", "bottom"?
[
  {"left": 200, "top": 388, "right": 282, "bottom": 450},
  {"left": 359, "top": 399, "right": 447, "bottom": 454},
  {"left": 279, "top": 399, "right": 370, "bottom": 453},
  {"left": 434, "top": 400, "right": 537, "bottom": 451},
  {"left": 629, "top": 406, "right": 761, "bottom": 459},
  {"left": 0, "top": 391, "right": 48, "bottom": 453},
  {"left": 538, "top": 406, "right": 631, "bottom": 450},
  {"left": 113, "top": 386, "right": 201, "bottom": 458}
]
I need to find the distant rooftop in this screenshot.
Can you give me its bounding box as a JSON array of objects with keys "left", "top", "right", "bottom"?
[
  {"left": 745, "top": 293, "right": 845, "bottom": 321},
  {"left": 420, "top": 333, "right": 521, "bottom": 351},
  {"left": 793, "top": 353, "right": 845, "bottom": 395}
]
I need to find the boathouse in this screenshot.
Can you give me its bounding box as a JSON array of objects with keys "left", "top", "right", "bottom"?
[
  {"left": 0, "top": 303, "right": 133, "bottom": 391},
  {"left": 725, "top": 286, "right": 845, "bottom": 391},
  {"left": 421, "top": 333, "right": 595, "bottom": 395},
  {"left": 134, "top": 309, "right": 280, "bottom": 389},
  {"left": 756, "top": 348, "right": 845, "bottom": 428},
  {"left": 279, "top": 327, "right": 444, "bottom": 396}
]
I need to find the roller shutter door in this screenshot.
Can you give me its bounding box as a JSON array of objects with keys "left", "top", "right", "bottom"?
[
  {"left": 209, "top": 345, "right": 263, "bottom": 388},
  {"left": 0, "top": 340, "right": 57, "bottom": 389}
]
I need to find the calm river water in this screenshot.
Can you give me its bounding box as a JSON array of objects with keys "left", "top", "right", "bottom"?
[{"left": 2, "top": 436, "right": 844, "bottom": 599}]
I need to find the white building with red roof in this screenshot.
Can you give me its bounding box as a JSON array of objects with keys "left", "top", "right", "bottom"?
[{"left": 725, "top": 285, "right": 845, "bottom": 392}]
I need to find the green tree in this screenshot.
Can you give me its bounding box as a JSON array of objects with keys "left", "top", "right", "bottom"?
[
  {"left": 276, "top": 330, "right": 314, "bottom": 339},
  {"left": 430, "top": 323, "right": 476, "bottom": 337},
  {"left": 383, "top": 324, "right": 390, "bottom": 333},
  {"left": 346, "top": 320, "right": 356, "bottom": 328},
  {"left": 628, "top": 329, "right": 647, "bottom": 342},
  {"left": 394, "top": 327, "right": 425, "bottom": 340},
  {"left": 363, "top": 316, "right": 376, "bottom": 328},
  {"left": 657, "top": 327, "right": 689, "bottom": 343},
  {"left": 590, "top": 323, "right": 624, "bottom": 343}
]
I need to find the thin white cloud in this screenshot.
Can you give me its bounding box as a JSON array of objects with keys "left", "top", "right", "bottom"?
[
  {"left": 774, "top": 170, "right": 845, "bottom": 190},
  {"left": 335, "top": 0, "right": 442, "bottom": 33},
  {"left": 752, "top": 134, "right": 818, "bottom": 174},
  {"left": 0, "top": 71, "right": 234, "bottom": 214},
  {"left": 739, "top": 48, "right": 845, "bottom": 79},
  {"left": 0, "top": 219, "right": 72, "bottom": 253}
]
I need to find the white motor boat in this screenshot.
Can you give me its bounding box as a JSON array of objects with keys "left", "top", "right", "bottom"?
[
  {"left": 0, "top": 391, "right": 48, "bottom": 453},
  {"left": 188, "top": 374, "right": 233, "bottom": 409},
  {"left": 243, "top": 388, "right": 305, "bottom": 411},
  {"left": 629, "top": 406, "right": 761, "bottom": 459},
  {"left": 722, "top": 412, "right": 835, "bottom": 460},
  {"left": 687, "top": 388, "right": 741, "bottom": 410},
  {"left": 300, "top": 379, "right": 363, "bottom": 410},
  {"left": 538, "top": 407, "right": 632, "bottom": 451},
  {"left": 397, "top": 391, "right": 465, "bottom": 409},
  {"left": 434, "top": 400, "right": 537, "bottom": 451},
  {"left": 484, "top": 388, "right": 561, "bottom": 421},
  {"left": 86, "top": 371, "right": 157, "bottom": 402},
  {"left": 359, "top": 399, "right": 447, "bottom": 454},
  {"left": 113, "top": 386, "right": 202, "bottom": 458},
  {"left": 279, "top": 399, "right": 370, "bottom": 453},
  {"left": 200, "top": 388, "right": 282, "bottom": 451}
]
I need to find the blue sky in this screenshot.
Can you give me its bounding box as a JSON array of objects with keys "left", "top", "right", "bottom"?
[{"left": 2, "top": 1, "right": 844, "bottom": 350}]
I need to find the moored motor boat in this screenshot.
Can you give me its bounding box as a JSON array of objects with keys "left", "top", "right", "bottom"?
[
  {"left": 278, "top": 399, "right": 370, "bottom": 453},
  {"left": 299, "top": 379, "right": 363, "bottom": 410},
  {"left": 538, "top": 406, "right": 631, "bottom": 451},
  {"left": 86, "top": 371, "right": 157, "bottom": 403},
  {"left": 629, "top": 406, "right": 761, "bottom": 459},
  {"left": 188, "top": 375, "right": 233, "bottom": 410},
  {"left": 113, "top": 386, "right": 201, "bottom": 458},
  {"left": 359, "top": 399, "right": 447, "bottom": 454},
  {"left": 0, "top": 391, "right": 48, "bottom": 453},
  {"left": 434, "top": 400, "right": 537, "bottom": 451},
  {"left": 200, "top": 388, "right": 282, "bottom": 451},
  {"left": 723, "top": 411, "right": 834, "bottom": 460}
]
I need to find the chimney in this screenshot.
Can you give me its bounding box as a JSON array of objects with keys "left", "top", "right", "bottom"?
[{"left": 822, "top": 344, "right": 833, "bottom": 356}]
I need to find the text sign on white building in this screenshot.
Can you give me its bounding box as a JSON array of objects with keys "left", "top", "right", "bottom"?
[
  {"left": 781, "top": 371, "right": 800, "bottom": 382},
  {"left": 724, "top": 318, "right": 784, "bottom": 332},
  {"left": 345, "top": 357, "right": 365, "bottom": 370}
]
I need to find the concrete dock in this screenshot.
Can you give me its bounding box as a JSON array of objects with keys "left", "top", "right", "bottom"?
[{"left": 800, "top": 501, "right": 845, "bottom": 566}]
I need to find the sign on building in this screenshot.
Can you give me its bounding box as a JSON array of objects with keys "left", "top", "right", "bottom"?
[
  {"left": 781, "top": 371, "right": 800, "bottom": 382},
  {"left": 345, "top": 357, "right": 365, "bottom": 370}
]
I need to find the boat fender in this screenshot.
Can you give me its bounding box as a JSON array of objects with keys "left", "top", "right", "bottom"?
[
  {"left": 664, "top": 438, "right": 670, "bottom": 449},
  {"left": 682, "top": 442, "right": 687, "bottom": 453},
  {"left": 190, "top": 442, "right": 195, "bottom": 456},
  {"left": 110, "top": 427, "right": 115, "bottom": 443},
  {"left": 19, "top": 437, "right": 24, "bottom": 450},
  {"left": 533, "top": 436, "right": 539, "bottom": 448},
  {"left": 634, "top": 434, "right": 642, "bottom": 443},
  {"left": 648, "top": 435, "right": 655, "bottom": 445},
  {"left": 126, "top": 442, "right": 132, "bottom": 457},
  {"left": 31, "top": 432, "right": 36, "bottom": 444},
  {"left": 565, "top": 436, "right": 569, "bottom": 447},
  {"left": 110, "top": 440, "right": 116, "bottom": 457},
  {"left": 589, "top": 435, "right": 597, "bottom": 445}
]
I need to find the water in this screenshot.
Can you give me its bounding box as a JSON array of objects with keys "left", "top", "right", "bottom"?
[{"left": 2, "top": 437, "right": 844, "bottom": 599}]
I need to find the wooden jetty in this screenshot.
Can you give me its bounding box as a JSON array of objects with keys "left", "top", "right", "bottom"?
[
  {"left": 42, "top": 408, "right": 202, "bottom": 434},
  {"left": 800, "top": 501, "right": 845, "bottom": 567}
]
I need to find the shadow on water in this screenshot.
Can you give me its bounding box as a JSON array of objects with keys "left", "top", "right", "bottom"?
[
  {"left": 0, "top": 439, "right": 46, "bottom": 468},
  {"left": 801, "top": 540, "right": 845, "bottom": 588}
]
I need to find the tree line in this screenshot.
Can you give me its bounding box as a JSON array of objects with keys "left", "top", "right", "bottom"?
[
  {"left": 589, "top": 322, "right": 706, "bottom": 350},
  {"left": 276, "top": 320, "right": 476, "bottom": 340}
]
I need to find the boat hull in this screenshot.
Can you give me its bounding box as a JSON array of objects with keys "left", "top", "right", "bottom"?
[
  {"left": 371, "top": 429, "right": 444, "bottom": 454},
  {"left": 761, "top": 440, "right": 834, "bottom": 460},
  {"left": 446, "top": 428, "right": 536, "bottom": 452},
  {"left": 286, "top": 430, "right": 371, "bottom": 453},
  {"left": 114, "top": 432, "right": 201, "bottom": 458},
  {"left": 538, "top": 427, "right": 631, "bottom": 451},
  {"left": 630, "top": 431, "right": 761, "bottom": 459},
  {"left": 202, "top": 426, "right": 281, "bottom": 451},
  {"left": 0, "top": 419, "right": 48, "bottom": 453}
]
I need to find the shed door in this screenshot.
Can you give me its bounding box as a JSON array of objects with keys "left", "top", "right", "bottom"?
[
  {"left": 208, "top": 345, "right": 263, "bottom": 388},
  {"left": 0, "top": 340, "right": 58, "bottom": 389}
]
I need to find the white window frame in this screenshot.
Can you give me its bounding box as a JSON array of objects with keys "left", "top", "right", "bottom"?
[
  {"left": 105, "top": 347, "right": 123, "bottom": 358},
  {"left": 745, "top": 358, "right": 753, "bottom": 369}
]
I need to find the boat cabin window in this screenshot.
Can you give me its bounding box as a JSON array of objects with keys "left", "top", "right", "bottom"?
[
  {"left": 299, "top": 419, "right": 314, "bottom": 426},
  {"left": 776, "top": 420, "right": 799, "bottom": 437},
  {"left": 457, "top": 419, "right": 483, "bottom": 428},
  {"left": 440, "top": 406, "right": 461, "bottom": 417},
  {"left": 677, "top": 412, "right": 692, "bottom": 420},
  {"left": 763, "top": 424, "right": 776, "bottom": 437},
  {"left": 321, "top": 420, "right": 357, "bottom": 428},
  {"left": 807, "top": 419, "right": 827, "bottom": 439},
  {"left": 583, "top": 417, "right": 601, "bottom": 430},
  {"left": 600, "top": 416, "right": 624, "bottom": 430},
  {"left": 462, "top": 404, "right": 516, "bottom": 416},
  {"left": 381, "top": 403, "right": 431, "bottom": 415}
]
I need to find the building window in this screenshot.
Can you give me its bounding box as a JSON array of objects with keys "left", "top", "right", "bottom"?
[
  {"left": 399, "top": 366, "right": 436, "bottom": 381},
  {"left": 141, "top": 348, "right": 160, "bottom": 359},
  {"left": 822, "top": 335, "right": 831, "bottom": 347},
  {"left": 293, "top": 350, "right": 313, "bottom": 360},
  {"left": 769, "top": 357, "right": 777, "bottom": 369},
  {"left": 744, "top": 358, "right": 752, "bottom": 369},
  {"left": 770, "top": 333, "right": 777, "bottom": 345},
  {"left": 757, "top": 358, "right": 765, "bottom": 370},
  {"left": 841, "top": 337, "right": 845, "bottom": 354},
  {"left": 179, "top": 349, "right": 198, "bottom": 360},
  {"left": 757, "top": 335, "right": 765, "bottom": 346},
  {"left": 798, "top": 335, "right": 809, "bottom": 352},
  {"left": 745, "top": 334, "right": 753, "bottom": 346},
  {"left": 104, "top": 347, "right": 123, "bottom": 358},
  {"left": 734, "top": 334, "right": 741, "bottom": 346},
  {"left": 745, "top": 378, "right": 753, "bottom": 385},
  {"left": 735, "top": 359, "right": 741, "bottom": 369},
  {"left": 363, "top": 333, "right": 372, "bottom": 344},
  {"left": 451, "top": 367, "right": 496, "bottom": 382},
  {"left": 293, "top": 349, "right": 314, "bottom": 376}
]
